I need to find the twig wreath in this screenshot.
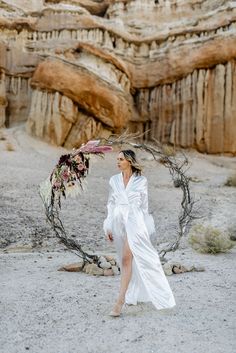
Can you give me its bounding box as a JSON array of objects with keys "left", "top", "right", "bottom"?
[{"left": 40, "top": 131, "right": 197, "bottom": 266}]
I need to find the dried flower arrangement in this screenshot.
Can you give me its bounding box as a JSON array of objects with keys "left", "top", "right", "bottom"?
[{"left": 41, "top": 140, "right": 112, "bottom": 210}]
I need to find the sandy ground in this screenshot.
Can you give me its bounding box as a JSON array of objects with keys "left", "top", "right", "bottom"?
[{"left": 0, "top": 124, "right": 236, "bottom": 353}]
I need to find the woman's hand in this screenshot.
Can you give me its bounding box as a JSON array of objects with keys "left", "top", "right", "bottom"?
[{"left": 107, "top": 231, "right": 113, "bottom": 242}]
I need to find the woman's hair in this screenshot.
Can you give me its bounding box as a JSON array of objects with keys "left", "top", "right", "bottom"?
[{"left": 119, "top": 149, "right": 143, "bottom": 176}]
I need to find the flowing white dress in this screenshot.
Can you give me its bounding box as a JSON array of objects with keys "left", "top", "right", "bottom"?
[{"left": 103, "top": 172, "right": 176, "bottom": 310}]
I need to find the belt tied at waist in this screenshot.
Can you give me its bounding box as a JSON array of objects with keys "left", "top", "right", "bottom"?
[{"left": 116, "top": 202, "right": 129, "bottom": 206}]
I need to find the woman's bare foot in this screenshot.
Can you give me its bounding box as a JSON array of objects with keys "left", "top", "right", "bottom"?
[{"left": 109, "top": 299, "right": 125, "bottom": 317}]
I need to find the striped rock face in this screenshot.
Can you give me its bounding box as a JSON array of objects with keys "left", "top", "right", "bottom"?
[{"left": 0, "top": 0, "right": 235, "bottom": 154}]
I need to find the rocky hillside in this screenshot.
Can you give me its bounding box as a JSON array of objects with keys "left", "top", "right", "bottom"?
[{"left": 0, "top": 0, "right": 235, "bottom": 153}]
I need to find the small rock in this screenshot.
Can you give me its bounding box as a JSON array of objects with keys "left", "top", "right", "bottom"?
[
  {"left": 86, "top": 263, "right": 104, "bottom": 276},
  {"left": 104, "top": 268, "right": 114, "bottom": 276},
  {"left": 109, "top": 260, "right": 116, "bottom": 266},
  {"left": 188, "top": 176, "right": 202, "bottom": 183},
  {"left": 163, "top": 263, "right": 173, "bottom": 276},
  {"left": 104, "top": 255, "right": 115, "bottom": 262},
  {"left": 99, "top": 261, "right": 112, "bottom": 269},
  {"left": 84, "top": 263, "right": 94, "bottom": 274},
  {"left": 82, "top": 262, "right": 90, "bottom": 272},
  {"left": 58, "top": 262, "right": 84, "bottom": 272},
  {"left": 112, "top": 265, "right": 120, "bottom": 275},
  {"left": 172, "top": 266, "right": 184, "bottom": 274},
  {"left": 98, "top": 256, "right": 107, "bottom": 263}
]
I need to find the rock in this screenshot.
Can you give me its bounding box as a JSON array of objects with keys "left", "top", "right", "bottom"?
[
  {"left": 163, "top": 262, "right": 204, "bottom": 275},
  {"left": 163, "top": 263, "right": 173, "bottom": 276},
  {"left": 85, "top": 263, "right": 104, "bottom": 276},
  {"left": 99, "top": 261, "right": 112, "bottom": 269},
  {"left": 109, "top": 259, "right": 116, "bottom": 266},
  {"left": 172, "top": 265, "right": 189, "bottom": 274},
  {"left": 188, "top": 176, "right": 203, "bottom": 183},
  {"left": 26, "top": 90, "right": 77, "bottom": 146},
  {"left": 104, "top": 268, "right": 114, "bottom": 276},
  {"left": 98, "top": 256, "right": 107, "bottom": 263},
  {"left": 104, "top": 255, "right": 116, "bottom": 262},
  {"left": 82, "top": 262, "right": 91, "bottom": 273},
  {"left": 58, "top": 262, "right": 84, "bottom": 272},
  {"left": 111, "top": 265, "right": 120, "bottom": 275},
  {"left": 30, "top": 57, "right": 132, "bottom": 128}
]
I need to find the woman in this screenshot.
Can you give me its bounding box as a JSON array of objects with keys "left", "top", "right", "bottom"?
[{"left": 103, "top": 149, "right": 176, "bottom": 317}]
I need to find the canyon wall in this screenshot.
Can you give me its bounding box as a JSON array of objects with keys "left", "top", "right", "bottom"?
[{"left": 0, "top": 0, "right": 235, "bottom": 153}]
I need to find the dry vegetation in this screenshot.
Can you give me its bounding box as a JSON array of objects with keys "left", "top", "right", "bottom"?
[
  {"left": 161, "top": 144, "right": 176, "bottom": 157},
  {"left": 188, "top": 224, "right": 235, "bottom": 254},
  {"left": 224, "top": 173, "right": 236, "bottom": 187},
  {"left": 5, "top": 142, "right": 15, "bottom": 151}
]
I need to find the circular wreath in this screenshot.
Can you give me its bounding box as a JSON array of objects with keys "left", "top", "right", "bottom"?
[{"left": 40, "top": 132, "right": 197, "bottom": 265}]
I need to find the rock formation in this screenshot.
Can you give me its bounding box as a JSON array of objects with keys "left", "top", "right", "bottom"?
[{"left": 0, "top": 0, "right": 235, "bottom": 153}]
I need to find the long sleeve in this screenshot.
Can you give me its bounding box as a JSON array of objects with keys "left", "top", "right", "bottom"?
[
  {"left": 103, "top": 180, "right": 115, "bottom": 235},
  {"left": 141, "top": 177, "right": 156, "bottom": 241}
]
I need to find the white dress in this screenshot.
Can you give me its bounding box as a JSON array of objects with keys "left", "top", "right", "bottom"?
[{"left": 103, "top": 172, "right": 176, "bottom": 310}]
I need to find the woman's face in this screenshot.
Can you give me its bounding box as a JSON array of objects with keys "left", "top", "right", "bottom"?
[{"left": 117, "top": 152, "right": 131, "bottom": 171}]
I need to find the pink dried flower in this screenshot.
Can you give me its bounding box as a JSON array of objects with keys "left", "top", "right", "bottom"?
[
  {"left": 61, "top": 170, "right": 70, "bottom": 181},
  {"left": 77, "top": 163, "right": 86, "bottom": 171},
  {"left": 73, "top": 155, "right": 82, "bottom": 163},
  {"left": 53, "top": 181, "right": 61, "bottom": 189}
]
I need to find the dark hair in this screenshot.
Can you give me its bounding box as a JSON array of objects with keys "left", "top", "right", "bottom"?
[{"left": 119, "top": 149, "right": 143, "bottom": 176}]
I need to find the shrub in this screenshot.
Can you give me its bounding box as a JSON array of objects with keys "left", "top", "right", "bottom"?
[
  {"left": 188, "top": 224, "right": 235, "bottom": 254},
  {"left": 224, "top": 173, "right": 236, "bottom": 187},
  {"left": 158, "top": 144, "right": 176, "bottom": 164},
  {"left": 5, "top": 142, "right": 15, "bottom": 151},
  {"left": 162, "top": 144, "right": 176, "bottom": 157}
]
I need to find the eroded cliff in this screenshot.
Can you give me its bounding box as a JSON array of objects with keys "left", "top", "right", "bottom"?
[{"left": 0, "top": 0, "right": 235, "bottom": 153}]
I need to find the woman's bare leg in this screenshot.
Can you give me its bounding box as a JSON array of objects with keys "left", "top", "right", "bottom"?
[
  {"left": 117, "top": 235, "right": 133, "bottom": 302},
  {"left": 110, "top": 236, "right": 133, "bottom": 315}
]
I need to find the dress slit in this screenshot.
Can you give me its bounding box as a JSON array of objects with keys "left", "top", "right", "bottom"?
[
  {"left": 123, "top": 227, "right": 152, "bottom": 305},
  {"left": 125, "top": 226, "right": 175, "bottom": 309}
]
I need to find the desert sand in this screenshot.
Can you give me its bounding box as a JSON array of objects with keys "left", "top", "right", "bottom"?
[{"left": 0, "top": 124, "right": 235, "bottom": 353}]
